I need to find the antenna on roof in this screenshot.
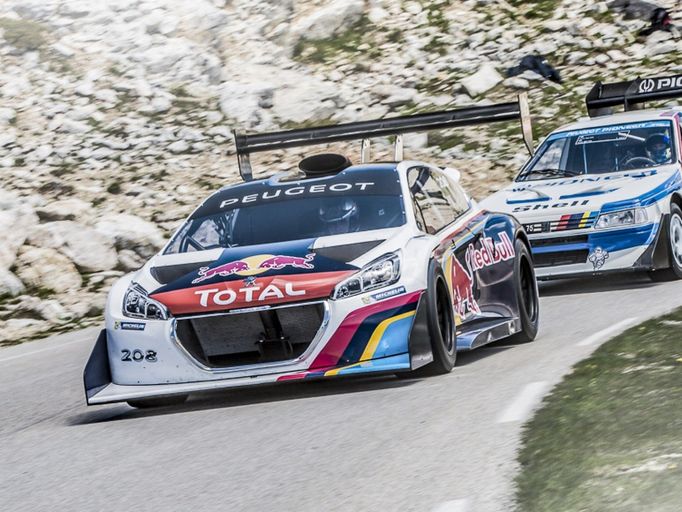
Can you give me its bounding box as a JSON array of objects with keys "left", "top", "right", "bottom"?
[
  {"left": 360, "top": 138, "right": 371, "bottom": 164},
  {"left": 394, "top": 134, "right": 404, "bottom": 161}
]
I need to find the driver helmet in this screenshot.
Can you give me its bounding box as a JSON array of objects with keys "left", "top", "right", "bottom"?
[
  {"left": 645, "top": 133, "right": 671, "bottom": 164},
  {"left": 318, "top": 197, "right": 358, "bottom": 235}
]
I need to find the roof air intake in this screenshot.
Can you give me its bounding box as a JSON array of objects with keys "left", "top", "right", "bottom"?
[{"left": 298, "top": 153, "right": 352, "bottom": 177}]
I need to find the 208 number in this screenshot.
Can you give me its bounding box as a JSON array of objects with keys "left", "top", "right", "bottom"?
[{"left": 121, "top": 349, "right": 157, "bottom": 362}]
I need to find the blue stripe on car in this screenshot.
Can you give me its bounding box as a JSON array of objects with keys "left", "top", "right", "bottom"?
[
  {"left": 559, "top": 189, "right": 616, "bottom": 199},
  {"left": 532, "top": 242, "right": 590, "bottom": 254},
  {"left": 600, "top": 172, "right": 681, "bottom": 213},
  {"left": 547, "top": 121, "right": 673, "bottom": 141},
  {"left": 506, "top": 197, "right": 550, "bottom": 205},
  {"left": 531, "top": 223, "right": 660, "bottom": 255}
]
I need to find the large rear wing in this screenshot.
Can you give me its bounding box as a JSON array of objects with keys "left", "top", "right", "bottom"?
[
  {"left": 233, "top": 93, "right": 533, "bottom": 181},
  {"left": 586, "top": 74, "right": 682, "bottom": 117}
]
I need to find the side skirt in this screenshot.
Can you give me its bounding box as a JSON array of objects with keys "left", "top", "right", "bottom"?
[{"left": 456, "top": 317, "right": 519, "bottom": 351}]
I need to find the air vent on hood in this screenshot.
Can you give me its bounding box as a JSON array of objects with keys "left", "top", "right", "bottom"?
[
  {"left": 150, "top": 261, "right": 215, "bottom": 285},
  {"left": 313, "top": 240, "right": 384, "bottom": 263}
]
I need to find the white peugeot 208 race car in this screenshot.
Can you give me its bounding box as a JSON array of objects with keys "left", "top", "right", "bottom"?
[
  {"left": 84, "top": 98, "right": 540, "bottom": 407},
  {"left": 483, "top": 75, "right": 682, "bottom": 281}
]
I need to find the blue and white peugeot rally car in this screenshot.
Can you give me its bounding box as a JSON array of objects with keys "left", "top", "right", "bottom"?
[
  {"left": 84, "top": 97, "right": 541, "bottom": 408},
  {"left": 483, "top": 75, "right": 682, "bottom": 281}
]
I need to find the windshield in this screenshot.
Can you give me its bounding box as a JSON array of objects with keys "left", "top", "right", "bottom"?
[
  {"left": 166, "top": 193, "right": 405, "bottom": 254},
  {"left": 517, "top": 121, "right": 676, "bottom": 181}
]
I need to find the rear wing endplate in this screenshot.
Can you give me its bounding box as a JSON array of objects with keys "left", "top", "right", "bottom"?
[
  {"left": 586, "top": 74, "right": 682, "bottom": 117},
  {"left": 233, "top": 93, "right": 533, "bottom": 181}
]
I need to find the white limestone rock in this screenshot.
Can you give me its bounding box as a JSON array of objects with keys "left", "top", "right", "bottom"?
[
  {"left": 95, "top": 214, "right": 166, "bottom": 259},
  {"left": 460, "top": 63, "right": 504, "bottom": 97},
  {"left": 27, "top": 221, "right": 118, "bottom": 273},
  {"left": 15, "top": 247, "right": 82, "bottom": 293}
]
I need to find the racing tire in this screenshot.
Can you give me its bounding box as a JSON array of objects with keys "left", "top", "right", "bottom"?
[
  {"left": 507, "top": 238, "right": 539, "bottom": 343},
  {"left": 127, "top": 394, "right": 188, "bottom": 409},
  {"left": 649, "top": 204, "right": 682, "bottom": 282},
  {"left": 398, "top": 260, "right": 456, "bottom": 378}
]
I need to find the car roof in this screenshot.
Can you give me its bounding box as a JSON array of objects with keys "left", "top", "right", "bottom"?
[{"left": 550, "top": 107, "right": 682, "bottom": 135}]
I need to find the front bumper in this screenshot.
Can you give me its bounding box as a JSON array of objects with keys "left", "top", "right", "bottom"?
[
  {"left": 85, "top": 289, "right": 431, "bottom": 405},
  {"left": 84, "top": 330, "right": 413, "bottom": 404},
  {"left": 530, "top": 220, "right": 668, "bottom": 279}
]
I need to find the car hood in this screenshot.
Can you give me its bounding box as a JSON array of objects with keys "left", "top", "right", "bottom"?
[
  {"left": 482, "top": 166, "right": 680, "bottom": 222},
  {"left": 142, "top": 228, "right": 403, "bottom": 315}
]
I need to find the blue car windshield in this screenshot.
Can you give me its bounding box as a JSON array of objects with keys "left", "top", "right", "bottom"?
[
  {"left": 517, "top": 121, "right": 676, "bottom": 181},
  {"left": 165, "top": 194, "right": 406, "bottom": 253}
]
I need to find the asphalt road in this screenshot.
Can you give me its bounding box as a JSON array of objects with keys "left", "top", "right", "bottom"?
[{"left": 2, "top": 275, "right": 681, "bottom": 512}]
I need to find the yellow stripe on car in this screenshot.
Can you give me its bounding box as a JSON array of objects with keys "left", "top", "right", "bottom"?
[{"left": 324, "top": 310, "right": 416, "bottom": 376}]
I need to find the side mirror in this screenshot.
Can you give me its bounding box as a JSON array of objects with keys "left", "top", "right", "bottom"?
[{"left": 442, "top": 167, "right": 461, "bottom": 182}]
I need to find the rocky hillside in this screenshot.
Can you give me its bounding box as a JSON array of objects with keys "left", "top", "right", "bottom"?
[{"left": 0, "top": 0, "right": 680, "bottom": 344}]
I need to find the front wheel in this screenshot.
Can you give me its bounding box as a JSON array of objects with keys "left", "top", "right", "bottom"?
[
  {"left": 508, "top": 238, "right": 539, "bottom": 343},
  {"left": 649, "top": 203, "right": 682, "bottom": 282},
  {"left": 409, "top": 260, "right": 457, "bottom": 377}
]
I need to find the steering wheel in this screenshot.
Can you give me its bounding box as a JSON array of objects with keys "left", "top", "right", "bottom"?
[{"left": 622, "top": 156, "right": 656, "bottom": 170}]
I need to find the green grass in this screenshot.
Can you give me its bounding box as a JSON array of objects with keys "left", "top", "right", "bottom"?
[
  {"left": 505, "top": 0, "right": 561, "bottom": 20},
  {"left": 515, "top": 308, "right": 682, "bottom": 512},
  {"left": 292, "top": 15, "right": 375, "bottom": 64},
  {"left": 0, "top": 17, "right": 47, "bottom": 52},
  {"left": 106, "top": 181, "right": 122, "bottom": 194},
  {"left": 423, "top": 1, "right": 452, "bottom": 31}
]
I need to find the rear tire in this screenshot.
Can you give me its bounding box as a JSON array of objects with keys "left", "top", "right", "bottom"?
[
  {"left": 508, "top": 238, "right": 539, "bottom": 343},
  {"left": 127, "top": 394, "right": 188, "bottom": 409},
  {"left": 649, "top": 203, "right": 682, "bottom": 282}
]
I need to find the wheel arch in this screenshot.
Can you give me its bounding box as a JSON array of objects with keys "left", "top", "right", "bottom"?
[
  {"left": 510, "top": 235, "right": 540, "bottom": 342},
  {"left": 515, "top": 227, "right": 533, "bottom": 256},
  {"left": 671, "top": 191, "right": 682, "bottom": 212}
]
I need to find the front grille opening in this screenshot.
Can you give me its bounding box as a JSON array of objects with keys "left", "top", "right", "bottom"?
[
  {"left": 534, "top": 250, "right": 588, "bottom": 267},
  {"left": 531, "top": 235, "right": 588, "bottom": 248},
  {"left": 175, "top": 303, "right": 325, "bottom": 368}
]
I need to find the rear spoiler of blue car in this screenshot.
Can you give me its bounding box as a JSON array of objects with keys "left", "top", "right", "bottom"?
[
  {"left": 586, "top": 74, "right": 682, "bottom": 117},
  {"left": 233, "top": 93, "right": 533, "bottom": 181}
]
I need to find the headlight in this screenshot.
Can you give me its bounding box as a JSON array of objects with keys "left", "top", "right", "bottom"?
[
  {"left": 595, "top": 208, "right": 647, "bottom": 229},
  {"left": 332, "top": 252, "right": 401, "bottom": 300},
  {"left": 123, "top": 283, "right": 169, "bottom": 320}
]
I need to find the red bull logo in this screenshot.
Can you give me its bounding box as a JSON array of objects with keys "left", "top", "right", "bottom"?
[
  {"left": 465, "top": 232, "right": 515, "bottom": 273},
  {"left": 451, "top": 257, "right": 480, "bottom": 319},
  {"left": 257, "top": 254, "right": 315, "bottom": 270},
  {"left": 191, "top": 253, "right": 316, "bottom": 284},
  {"left": 192, "top": 260, "right": 250, "bottom": 284}
]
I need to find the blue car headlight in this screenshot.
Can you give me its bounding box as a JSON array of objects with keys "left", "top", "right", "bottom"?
[{"left": 332, "top": 252, "right": 401, "bottom": 300}]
